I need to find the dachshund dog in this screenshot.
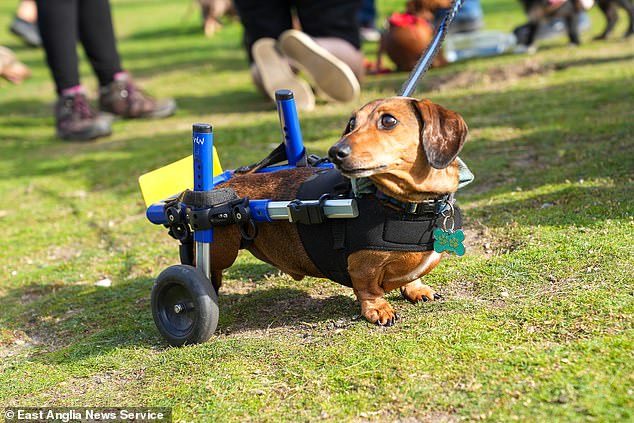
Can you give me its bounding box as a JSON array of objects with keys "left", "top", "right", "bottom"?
[
  {"left": 210, "top": 97, "right": 468, "bottom": 326},
  {"left": 378, "top": 0, "right": 452, "bottom": 71},
  {"left": 515, "top": 0, "right": 633, "bottom": 48}
]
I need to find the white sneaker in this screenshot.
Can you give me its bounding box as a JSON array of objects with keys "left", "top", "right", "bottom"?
[
  {"left": 278, "top": 29, "right": 360, "bottom": 103},
  {"left": 251, "top": 37, "right": 315, "bottom": 111}
]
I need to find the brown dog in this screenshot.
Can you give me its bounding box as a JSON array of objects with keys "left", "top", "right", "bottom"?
[
  {"left": 379, "top": 0, "right": 452, "bottom": 71},
  {"left": 198, "top": 0, "right": 235, "bottom": 37},
  {"left": 210, "top": 96, "right": 468, "bottom": 325}
]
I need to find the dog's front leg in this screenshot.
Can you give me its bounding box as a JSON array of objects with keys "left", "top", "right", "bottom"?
[{"left": 348, "top": 251, "right": 398, "bottom": 326}]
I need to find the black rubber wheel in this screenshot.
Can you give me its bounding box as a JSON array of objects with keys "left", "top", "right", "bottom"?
[{"left": 151, "top": 264, "right": 219, "bottom": 346}]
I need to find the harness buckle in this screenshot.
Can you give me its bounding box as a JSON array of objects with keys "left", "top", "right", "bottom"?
[{"left": 287, "top": 194, "right": 329, "bottom": 225}]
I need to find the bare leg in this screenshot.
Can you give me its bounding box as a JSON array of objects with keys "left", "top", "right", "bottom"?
[
  {"left": 17, "top": 0, "right": 38, "bottom": 22},
  {"left": 314, "top": 37, "right": 365, "bottom": 82}
]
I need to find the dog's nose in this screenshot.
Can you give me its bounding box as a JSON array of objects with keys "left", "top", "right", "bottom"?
[{"left": 328, "top": 143, "right": 351, "bottom": 163}]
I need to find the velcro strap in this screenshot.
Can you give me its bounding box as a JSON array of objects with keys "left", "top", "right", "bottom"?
[{"left": 181, "top": 187, "right": 238, "bottom": 207}]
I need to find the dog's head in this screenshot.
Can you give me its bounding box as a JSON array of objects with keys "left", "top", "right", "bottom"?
[{"left": 328, "top": 96, "right": 468, "bottom": 201}]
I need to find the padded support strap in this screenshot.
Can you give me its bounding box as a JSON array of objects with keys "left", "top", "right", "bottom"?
[{"left": 181, "top": 187, "right": 239, "bottom": 207}]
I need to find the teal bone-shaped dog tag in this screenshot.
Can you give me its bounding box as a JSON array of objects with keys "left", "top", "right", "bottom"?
[
  {"left": 433, "top": 199, "right": 465, "bottom": 256},
  {"left": 433, "top": 228, "right": 465, "bottom": 256}
]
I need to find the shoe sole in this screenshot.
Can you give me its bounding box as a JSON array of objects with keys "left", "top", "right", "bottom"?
[
  {"left": 142, "top": 98, "right": 177, "bottom": 119},
  {"left": 251, "top": 38, "right": 315, "bottom": 111},
  {"left": 100, "top": 99, "right": 177, "bottom": 120},
  {"left": 57, "top": 114, "right": 113, "bottom": 141},
  {"left": 278, "top": 30, "right": 360, "bottom": 103}
]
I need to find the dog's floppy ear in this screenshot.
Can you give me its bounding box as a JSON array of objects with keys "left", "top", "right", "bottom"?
[{"left": 413, "top": 99, "right": 468, "bottom": 169}]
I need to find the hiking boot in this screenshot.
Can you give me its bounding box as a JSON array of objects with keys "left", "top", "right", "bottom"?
[
  {"left": 251, "top": 37, "right": 315, "bottom": 111},
  {"left": 278, "top": 29, "right": 360, "bottom": 103},
  {"left": 99, "top": 74, "right": 177, "bottom": 119},
  {"left": 55, "top": 92, "right": 113, "bottom": 141}
]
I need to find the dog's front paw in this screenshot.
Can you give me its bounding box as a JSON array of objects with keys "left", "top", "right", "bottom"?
[
  {"left": 400, "top": 279, "right": 442, "bottom": 303},
  {"left": 361, "top": 298, "right": 399, "bottom": 326}
]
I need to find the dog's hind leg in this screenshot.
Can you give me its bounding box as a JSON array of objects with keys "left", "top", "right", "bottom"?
[
  {"left": 594, "top": 0, "right": 619, "bottom": 39},
  {"left": 400, "top": 279, "right": 442, "bottom": 303},
  {"left": 209, "top": 226, "right": 242, "bottom": 291}
]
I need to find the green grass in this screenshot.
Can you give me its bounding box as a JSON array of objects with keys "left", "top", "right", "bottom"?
[{"left": 1, "top": 0, "right": 633, "bottom": 421}]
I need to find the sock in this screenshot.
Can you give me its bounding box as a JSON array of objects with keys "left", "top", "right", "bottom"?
[{"left": 61, "top": 85, "right": 84, "bottom": 96}]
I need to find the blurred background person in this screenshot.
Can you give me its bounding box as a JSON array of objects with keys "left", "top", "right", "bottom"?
[
  {"left": 35, "top": 0, "right": 176, "bottom": 141},
  {"left": 10, "top": 0, "right": 41, "bottom": 47},
  {"left": 234, "top": 0, "right": 364, "bottom": 111}
]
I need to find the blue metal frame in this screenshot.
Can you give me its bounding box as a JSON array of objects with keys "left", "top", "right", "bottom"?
[
  {"left": 192, "top": 124, "right": 214, "bottom": 243},
  {"left": 276, "top": 89, "right": 305, "bottom": 166},
  {"left": 146, "top": 91, "right": 333, "bottom": 226}
]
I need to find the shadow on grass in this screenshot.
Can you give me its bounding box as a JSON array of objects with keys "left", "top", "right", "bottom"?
[
  {"left": 218, "top": 287, "right": 357, "bottom": 334},
  {"left": 0, "top": 98, "right": 53, "bottom": 119},
  {"left": 0, "top": 272, "right": 357, "bottom": 364},
  {"left": 554, "top": 52, "right": 634, "bottom": 69},
  {"left": 174, "top": 89, "right": 273, "bottom": 115},
  {"left": 123, "top": 24, "right": 204, "bottom": 41},
  {"left": 0, "top": 112, "right": 347, "bottom": 196}
]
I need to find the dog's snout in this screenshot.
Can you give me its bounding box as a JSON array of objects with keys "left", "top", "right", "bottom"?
[{"left": 328, "top": 143, "right": 352, "bottom": 163}]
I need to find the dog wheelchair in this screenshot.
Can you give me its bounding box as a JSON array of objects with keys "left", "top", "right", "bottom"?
[
  {"left": 143, "top": 0, "right": 471, "bottom": 346},
  {"left": 144, "top": 90, "right": 362, "bottom": 346}
]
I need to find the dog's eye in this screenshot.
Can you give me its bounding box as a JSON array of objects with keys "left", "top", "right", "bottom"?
[
  {"left": 379, "top": 114, "right": 398, "bottom": 130},
  {"left": 348, "top": 117, "right": 356, "bottom": 131}
]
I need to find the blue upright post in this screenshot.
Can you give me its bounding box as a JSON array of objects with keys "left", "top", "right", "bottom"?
[
  {"left": 275, "top": 89, "right": 305, "bottom": 166},
  {"left": 192, "top": 123, "right": 213, "bottom": 279}
]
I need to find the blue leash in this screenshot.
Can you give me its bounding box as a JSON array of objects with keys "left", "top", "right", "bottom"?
[
  {"left": 399, "top": 0, "right": 464, "bottom": 97},
  {"left": 398, "top": 0, "right": 474, "bottom": 191}
]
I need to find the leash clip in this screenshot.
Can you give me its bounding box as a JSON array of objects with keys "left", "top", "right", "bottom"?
[
  {"left": 440, "top": 199, "right": 456, "bottom": 233},
  {"left": 434, "top": 198, "right": 465, "bottom": 256}
]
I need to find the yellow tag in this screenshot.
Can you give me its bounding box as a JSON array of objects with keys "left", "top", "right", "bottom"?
[{"left": 138, "top": 147, "right": 223, "bottom": 207}]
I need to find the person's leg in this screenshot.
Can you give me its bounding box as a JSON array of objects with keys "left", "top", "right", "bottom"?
[
  {"left": 234, "top": 0, "right": 316, "bottom": 109},
  {"left": 16, "top": 0, "right": 37, "bottom": 22},
  {"left": 11, "top": 0, "right": 41, "bottom": 47},
  {"left": 233, "top": 0, "right": 292, "bottom": 62},
  {"left": 272, "top": 0, "right": 361, "bottom": 103},
  {"left": 36, "top": 0, "right": 113, "bottom": 141},
  {"left": 358, "top": 0, "right": 376, "bottom": 27},
  {"left": 312, "top": 37, "right": 364, "bottom": 81},
  {"left": 296, "top": 0, "right": 364, "bottom": 80},
  {"left": 36, "top": 0, "right": 80, "bottom": 94},
  {"left": 358, "top": 0, "right": 380, "bottom": 42},
  {"left": 70, "top": 0, "right": 175, "bottom": 118},
  {"left": 77, "top": 0, "right": 122, "bottom": 87}
]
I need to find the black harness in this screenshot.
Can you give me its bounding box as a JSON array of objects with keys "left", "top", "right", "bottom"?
[
  {"left": 163, "top": 163, "right": 463, "bottom": 287},
  {"left": 295, "top": 168, "right": 462, "bottom": 287}
]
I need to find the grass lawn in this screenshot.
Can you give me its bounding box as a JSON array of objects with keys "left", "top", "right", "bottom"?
[{"left": 1, "top": 0, "right": 632, "bottom": 421}]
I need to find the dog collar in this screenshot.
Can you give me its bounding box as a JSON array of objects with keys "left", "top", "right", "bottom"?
[
  {"left": 375, "top": 190, "right": 450, "bottom": 216},
  {"left": 351, "top": 177, "right": 449, "bottom": 216}
]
